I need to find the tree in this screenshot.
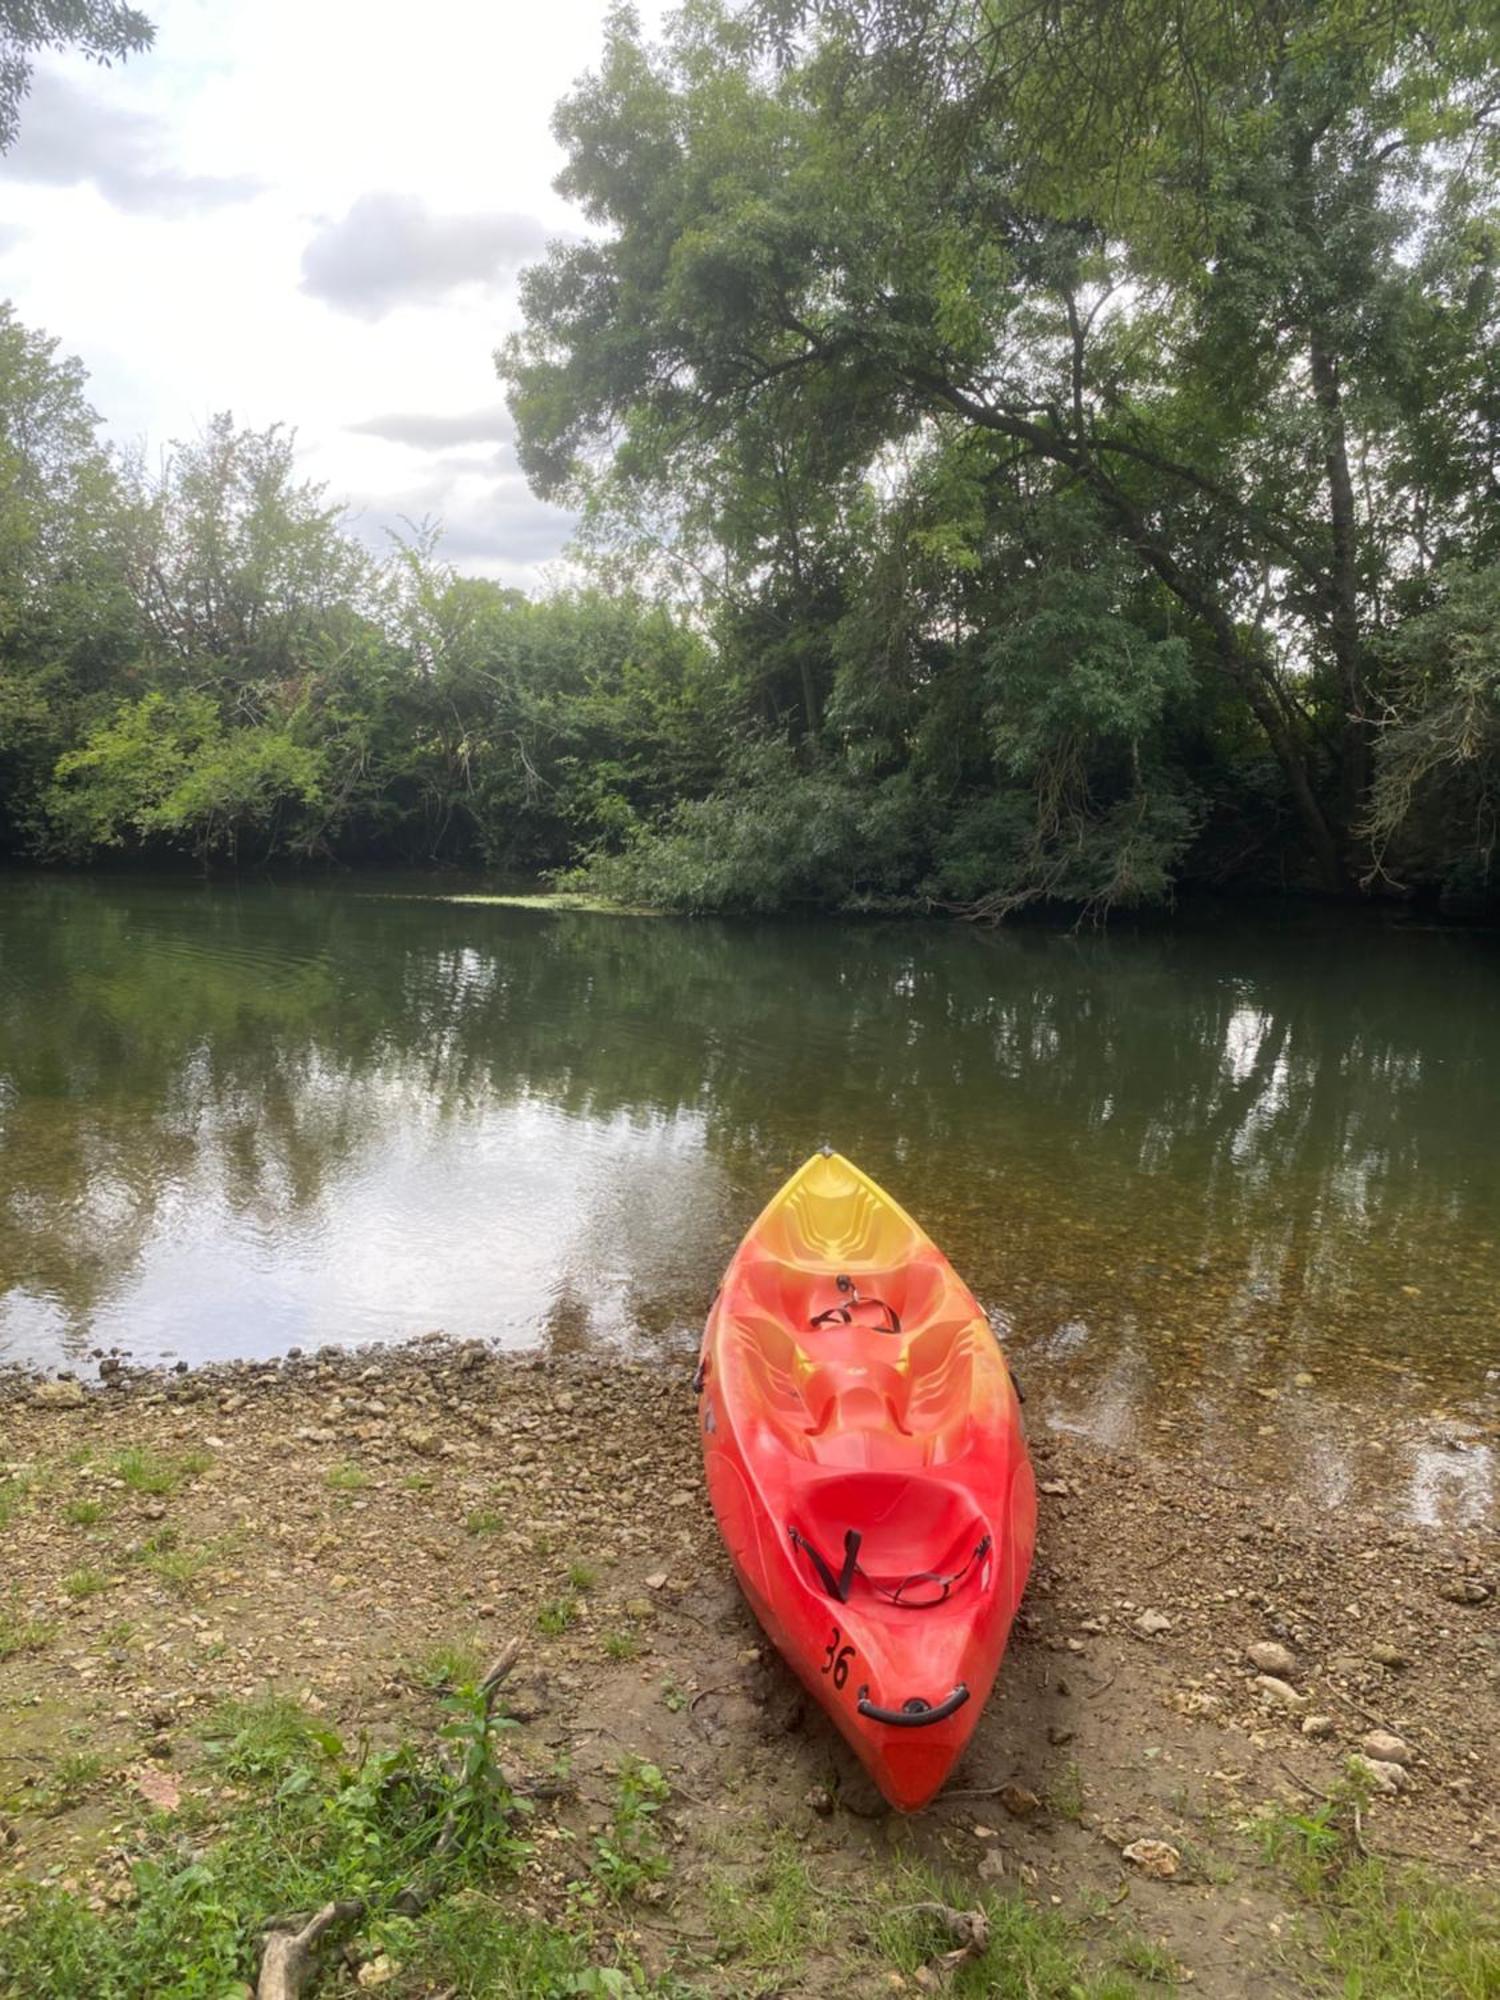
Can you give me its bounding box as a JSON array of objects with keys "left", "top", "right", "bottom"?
[
  {"left": 504, "top": 0, "right": 1500, "bottom": 900},
  {"left": 0, "top": 1, "right": 154, "bottom": 150}
]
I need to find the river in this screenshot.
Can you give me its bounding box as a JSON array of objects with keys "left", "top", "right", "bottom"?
[{"left": 2, "top": 873, "right": 1496, "bottom": 1523}]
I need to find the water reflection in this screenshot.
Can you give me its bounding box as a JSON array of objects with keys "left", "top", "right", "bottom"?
[{"left": 1, "top": 875, "right": 1497, "bottom": 1521}]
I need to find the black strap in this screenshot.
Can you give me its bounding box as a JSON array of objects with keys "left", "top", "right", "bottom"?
[
  {"left": 788, "top": 1525, "right": 862, "bottom": 1603},
  {"left": 789, "top": 1527, "right": 990, "bottom": 1609},
  {"left": 809, "top": 1274, "right": 902, "bottom": 1335}
]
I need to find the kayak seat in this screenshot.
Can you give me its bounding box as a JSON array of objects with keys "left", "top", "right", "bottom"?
[
  {"left": 791, "top": 1468, "right": 990, "bottom": 1607},
  {"left": 737, "top": 1252, "right": 952, "bottom": 1336}
]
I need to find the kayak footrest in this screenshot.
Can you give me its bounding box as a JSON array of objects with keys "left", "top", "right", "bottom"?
[{"left": 856, "top": 1682, "right": 970, "bottom": 1727}]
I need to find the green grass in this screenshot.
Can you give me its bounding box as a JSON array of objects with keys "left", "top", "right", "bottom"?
[
  {"left": 1253, "top": 1792, "right": 1499, "bottom": 1997},
  {"left": 1048, "top": 1756, "right": 1086, "bottom": 1822},
  {"left": 199, "top": 1694, "right": 342, "bottom": 1784},
  {"left": 580, "top": 1759, "right": 671, "bottom": 1906},
  {"left": 566, "top": 1561, "right": 597, "bottom": 1593},
  {"left": 465, "top": 1505, "right": 505, "bottom": 1535},
  {"left": 111, "top": 1447, "right": 211, "bottom": 1497},
  {"left": 0, "top": 1588, "right": 53, "bottom": 1660},
  {"left": 61, "top": 1567, "right": 109, "bottom": 1600},
  {"left": 63, "top": 1497, "right": 106, "bottom": 1527},
  {"left": 324, "top": 1460, "right": 373, "bottom": 1492},
  {"left": 405, "top": 1638, "right": 485, "bottom": 1692},
  {"left": 37, "top": 1752, "right": 109, "bottom": 1812},
  {"left": 602, "top": 1629, "right": 641, "bottom": 1661},
  {"left": 0, "top": 1472, "right": 32, "bottom": 1529},
  {"left": 99, "top": 1618, "right": 135, "bottom": 1650},
  {"left": 872, "top": 1869, "right": 1141, "bottom": 1999},
  {"left": 139, "top": 1536, "right": 226, "bottom": 1598},
  {"left": 705, "top": 1829, "right": 834, "bottom": 1973},
  {"left": 536, "top": 1594, "right": 581, "bottom": 1637},
  {"left": 0, "top": 1682, "right": 548, "bottom": 2000}
]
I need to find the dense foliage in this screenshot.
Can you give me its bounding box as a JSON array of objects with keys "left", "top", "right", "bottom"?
[
  {"left": 0, "top": 308, "right": 719, "bottom": 873},
  {"left": 504, "top": 0, "right": 1500, "bottom": 915},
  {"left": 3, "top": 0, "right": 1500, "bottom": 913}
]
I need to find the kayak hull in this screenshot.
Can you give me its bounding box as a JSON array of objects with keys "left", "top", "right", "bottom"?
[{"left": 697, "top": 1152, "right": 1035, "bottom": 1810}]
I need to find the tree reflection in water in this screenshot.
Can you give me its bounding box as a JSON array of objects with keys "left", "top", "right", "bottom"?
[{"left": 1, "top": 875, "right": 1496, "bottom": 1519}]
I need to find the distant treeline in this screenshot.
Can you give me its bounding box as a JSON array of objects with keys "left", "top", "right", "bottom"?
[{"left": 4, "top": 3, "right": 1500, "bottom": 915}]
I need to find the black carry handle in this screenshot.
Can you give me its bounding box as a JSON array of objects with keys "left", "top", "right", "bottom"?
[{"left": 856, "top": 1682, "right": 970, "bottom": 1727}]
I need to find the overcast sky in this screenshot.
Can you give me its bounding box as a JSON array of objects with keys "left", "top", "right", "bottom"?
[{"left": 0, "top": 0, "right": 654, "bottom": 584}]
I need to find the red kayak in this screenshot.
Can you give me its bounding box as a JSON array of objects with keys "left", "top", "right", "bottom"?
[{"left": 696, "top": 1149, "right": 1035, "bottom": 1810}]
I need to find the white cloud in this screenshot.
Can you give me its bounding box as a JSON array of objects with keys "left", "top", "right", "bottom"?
[
  {"left": 5, "top": 71, "right": 259, "bottom": 214},
  {"left": 0, "top": 0, "right": 662, "bottom": 584},
  {"left": 302, "top": 195, "right": 549, "bottom": 320}
]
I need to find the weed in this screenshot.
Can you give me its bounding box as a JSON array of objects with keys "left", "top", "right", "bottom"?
[
  {"left": 325, "top": 1462, "right": 372, "bottom": 1493},
  {"left": 659, "top": 1677, "right": 686, "bottom": 1713},
  {"left": 406, "top": 1639, "right": 485, "bottom": 1692},
  {"left": 1048, "top": 1756, "right": 1085, "bottom": 1822},
  {"left": 63, "top": 1498, "right": 106, "bottom": 1527},
  {"left": 537, "top": 1594, "right": 581, "bottom": 1636},
  {"left": 603, "top": 1629, "right": 641, "bottom": 1662},
  {"left": 111, "top": 1447, "right": 210, "bottom": 1497},
  {"left": 1116, "top": 1932, "right": 1184, "bottom": 1983},
  {"left": 403, "top": 1472, "right": 435, "bottom": 1492},
  {"left": 872, "top": 1866, "right": 1139, "bottom": 1998},
  {"left": 200, "top": 1694, "right": 343, "bottom": 1783},
  {"left": 61, "top": 1568, "right": 109, "bottom": 1600},
  {"left": 465, "top": 1506, "right": 505, "bottom": 1534},
  {"left": 38, "top": 1752, "right": 108, "bottom": 1812},
  {"left": 141, "top": 1537, "right": 225, "bottom": 1598},
  {"left": 566, "top": 1561, "right": 597, "bottom": 1593},
  {"left": 100, "top": 1619, "right": 135, "bottom": 1650},
  {"left": 583, "top": 1758, "right": 671, "bottom": 1905},
  {"left": 0, "top": 1474, "right": 29, "bottom": 1529},
  {"left": 0, "top": 1589, "right": 52, "bottom": 1660}
]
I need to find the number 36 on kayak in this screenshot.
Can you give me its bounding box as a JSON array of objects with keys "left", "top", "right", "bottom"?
[{"left": 695, "top": 1149, "right": 1036, "bottom": 1811}]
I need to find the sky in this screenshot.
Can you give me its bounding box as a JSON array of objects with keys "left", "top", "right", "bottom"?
[{"left": 0, "top": 0, "right": 656, "bottom": 585}]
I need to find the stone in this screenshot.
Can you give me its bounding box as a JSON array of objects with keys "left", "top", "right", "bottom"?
[
  {"left": 1247, "top": 1641, "right": 1297, "bottom": 1676},
  {"left": 1361, "top": 1730, "right": 1412, "bottom": 1767},
  {"left": 644, "top": 1570, "right": 669, "bottom": 1591},
  {"left": 1438, "top": 1578, "right": 1491, "bottom": 1606},
  {"left": 1134, "top": 1609, "right": 1173, "bottom": 1638},
  {"left": 999, "top": 1783, "right": 1040, "bottom": 1818},
  {"left": 1369, "top": 1642, "right": 1409, "bottom": 1669},
  {"left": 1253, "top": 1675, "right": 1308, "bottom": 1710},
  {"left": 804, "top": 1785, "right": 834, "bottom": 1816},
  {"left": 1039, "top": 1479, "right": 1070, "bottom": 1497},
  {"left": 1301, "top": 1715, "right": 1335, "bottom": 1739},
  {"left": 32, "top": 1379, "right": 87, "bottom": 1409},
  {"left": 1122, "top": 1839, "right": 1180, "bottom": 1878},
  {"left": 1351, "top": 1754, "right": 1409, "bottom": 1796},
  {"left": 977, "top": 1846, "right": 1007, "bottom": 1881}
]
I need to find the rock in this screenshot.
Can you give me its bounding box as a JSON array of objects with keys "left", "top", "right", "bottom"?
[
  {"left": 977, "top": 1846, "right": 1007, "bottom": 1881},
  {"left": 1247, "top": 1641, "right": 1297, "bottom": 1676},
  {"left": 356, "top": 1954, "right": 394, "bottom": 1988},
  {"left": 1351, "top": 1754, "right": 1409, "bottom": 1795},
  {"left": 32, "top": 1379, "right": 87, "bottom": 1408},
  {"left": 644, "top": 1570, "right": 669, "bottom": 1591},
  {"left": 1361, "top": 1730, "right": 1412, "bottom": 1767},
  {"left": 1438, "top": 1578, "right": 1492, "bottom": 1606},
  {"left": 1122, "top": 1838, "right": 1180, "bottom": 1878},
  {"left": 1253, "top": 1675, "right": 1308, "bottom": 1711},
  {"left": 1039, "top": 1479, "right": 1069, "bottom": 1497},
  {"left": 1301, "top": 1715, "right": 1335, "bottom": 1739},
  {"left": 804, "top": 1784, "right": 834, "bottom": 1816},
  {"left": 1369, "top": 1642, "right": 1409, "bottom": 1669},
  {"left": 999, "top": 1783, "right": 1040, "bottom": 1818},
  {"left": 1134, "top": 1609, "right": 1173, "bottom": 1638}
]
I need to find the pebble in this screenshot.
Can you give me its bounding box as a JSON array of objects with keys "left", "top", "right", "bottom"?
[
  {"left": 1134, "top": 1609, "right": 1173, "bottom": 1638},
  {"left": 1122, "top": 1838, "right": 1180, "bottom": 1878},
  {"left": 31, "top": 1379, "right": 87, "bottom": 1409},
  {"left": 1301, "top": 1715, "right": 1335, "bottom": 1739},
  {"left": 1247, "top": 1641, "right": 1296, "bottom": 1676},
  {"left": 999, "top": 1783, "right": 1040, "bottom": 1818},
  {"left": 1438, "top": 1578, "right": 1491, "bottom": 1606},
  {"left": 1361, "top": 1730, "right": 1412, "bottom": 1767},
  {"left": 1351, "top": 1754, "right": 1409, "bottom": 1795},
  {"left": 1369, "top": 1642, "right": 1409, "bottom": 1669},
  {"left": 1253, "top": 1675, "right": 1308, "bottom": 1711}
]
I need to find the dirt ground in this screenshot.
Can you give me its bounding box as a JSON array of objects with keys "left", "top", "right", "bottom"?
[{"left": 1, "top": 1339, "right": 1496, "bottom": 1994}]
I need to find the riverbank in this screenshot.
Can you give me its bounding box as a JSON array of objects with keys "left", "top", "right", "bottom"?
[{"left": 2, "top": 1341, "right": 1495, "bottom": 1995}]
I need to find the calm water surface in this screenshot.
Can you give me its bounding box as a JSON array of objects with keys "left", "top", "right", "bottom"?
[{"left": 2, "top": 875, "right": 1497, "bottom": 1521}]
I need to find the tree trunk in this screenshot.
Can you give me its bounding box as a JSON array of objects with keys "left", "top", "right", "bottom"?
[{"left": 1309, "top": 335, "right": 1370, "bottom": 848}]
